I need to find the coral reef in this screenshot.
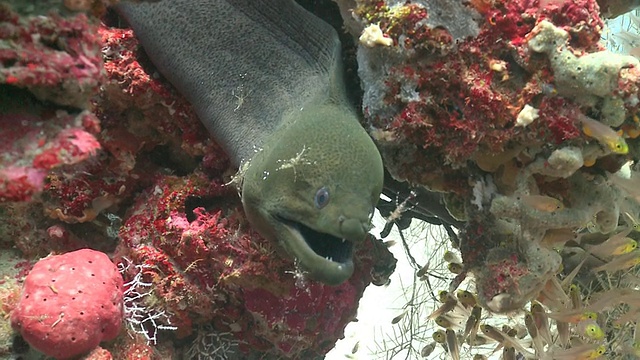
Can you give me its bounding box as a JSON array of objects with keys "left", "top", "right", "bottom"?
[
  {"left": 0, "top": 1, "right": 395, "bottom": 358},
  {"left": 10, "top": 249, "right": 123, "bottom": 359},
  {"left": 338, "top": 0, "right": 640, "bottom": 358},
  {"left": 0, "top": 1, "right": 105, "bottom": 202},
  {"left": 114, "top": 172, "right": 394, "bottom": 358},
  {"left": 7, "top": 0, "right": 640, "bottom": 357},
  {"left": 344, "top": 0, "right": 640, "bottom": 312}
]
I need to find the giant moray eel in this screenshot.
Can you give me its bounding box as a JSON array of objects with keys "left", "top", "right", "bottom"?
[{"left": 115, "top": 0, "right": 384, "bottom": 285}]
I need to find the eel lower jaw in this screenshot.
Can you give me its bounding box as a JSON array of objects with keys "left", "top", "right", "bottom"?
[{"left": 276, "top": 216, "right": 355, "bottom": 285}]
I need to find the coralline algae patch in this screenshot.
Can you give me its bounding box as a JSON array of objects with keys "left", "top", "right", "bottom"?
[
  {"left": 0, "top": 2, "right": 106, "bottom": 202},
  {"left": 115, "top": 172, "right": 394, "bottom": 358},
  {"left": 349, "top": 0, "right": 640, "bottom": 307},
  {"left": 353, "top": 0, "right": 639, "bottom": 187},
  {"left": 0, "top": 5, "right": 396, "bottom": 358}
]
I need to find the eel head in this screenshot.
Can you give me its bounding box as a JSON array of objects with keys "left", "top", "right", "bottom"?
[{"left": 241, "top": 103, "right": 384, "bottom": 285}]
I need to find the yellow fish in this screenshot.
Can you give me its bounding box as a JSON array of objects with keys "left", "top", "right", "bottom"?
[
  {"left": 592, "top": 249, "right": 640, "bottom": 273},
  {"left": 438, "top": 290, "right": 450, "bottom": 303},
  {"left": 570, "top": 284, "right": 583, "bottom": 309},
  {"left": 457, "top": 290, "right": 477, "bottom": 308},
  {"left": 578, "top": 113, "right": 629, "bottom": 154},
  {"left": 547, "top": 310, "right": 597, "bottom": 323},
  {"left": 586, "top": 227, "right": 635, "bottom": 258},
  {"left": 542, "top": 344, "right": 606, "bottom": 360},
  {"left": 519, "top": 194, "right": 564, "bottom": 212},
  {"left": 578, "top": 320, "right": 604, "bottom": 340}
]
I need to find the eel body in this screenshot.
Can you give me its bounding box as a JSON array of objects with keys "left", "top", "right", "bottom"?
[{"left": 116, "top": 0, "right": 384, "bottom": 285}]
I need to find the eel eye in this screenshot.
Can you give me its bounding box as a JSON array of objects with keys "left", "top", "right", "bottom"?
[{"left": 314, "top": 186, "right": 330, "bottom": 209}]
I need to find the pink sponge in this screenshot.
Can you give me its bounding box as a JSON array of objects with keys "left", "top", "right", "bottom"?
[{"left": 11, "top": 249, "right": 123, "bottom": 359}]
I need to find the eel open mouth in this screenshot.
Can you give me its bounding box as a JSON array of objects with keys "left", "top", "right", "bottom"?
[{"left": 278, "top": 217, "right": 353, "bottom": 264}]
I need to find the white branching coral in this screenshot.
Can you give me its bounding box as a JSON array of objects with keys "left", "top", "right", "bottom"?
[
  {"left": 185, "top": 324, "right": 241, "bottom": 360},
  {"left": 118, "top": 258, "right": 177, "bottom": 345}
]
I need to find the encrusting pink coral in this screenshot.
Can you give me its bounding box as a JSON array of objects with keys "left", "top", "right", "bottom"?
[{"left": 11, "top": 249, "right": 123, "bottom": 359}]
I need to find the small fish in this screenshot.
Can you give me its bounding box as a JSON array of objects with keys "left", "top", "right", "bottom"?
[
  {"left": 444, "top": 251, "right": 462, "bottom": 263},
  {"left": 503, "top": 325, "right": 518, "bottom": 338},
  {"left": 577, "top": 113, "right": 629, "bottom": 154},
  {"left": 480, "top": 324, "right": 536, "bottom": 358},
  {"left": 561, "top": 256, "right": 588, "bottom": 289},
  {"left": 585, "top": 227, "right": 635, "bottom": 258},
  {"left": 467, "top": 334, "right": 491, "bottom": 346},
  {"left": 433, "top": 330, "right": 446, "bottom": 344},
  {"left": 570, "top": 284, "right": 583, "bottom": 309},
  {"left": 457, "top": 290, "right": 478, "bottom": 308},
  {"left": 512, "top": 323, "right": 528, "bottom": 339},
  {"left": 481, "top": 324, "right": 505, "bottom": 343},
  {"left": 539, "top": 277, "right": 571, "bottom": 309},
  {"left": 438, "top": 290, "right": 451, "bottom": 303},
  {"left": 391, "top": 310, "right": 408, "bottom": 324},
  {"left": 421, "top": 342, "right": 436, "bottom": 357},
  {"left": 541, "top": 228, "right": 577, "bottom": 246},
  {"left": 351, "top": 340, "right": 359, "bottom": 354},
  {"left": 503, "top": 346, "right": 516, "bottom": 360},
  {"left": 547, "top": 309, "right": 597, "bottom": 323},
  {"left": 524, "top": 312, "right": 544, "bottom": 353},
  {"left": 623, "top": 212, "right": 640, "bottom": 232},
  {"left": 611, "top": 174, "right": 640, "bottom": 203},
  {"left": 448, "top": 262, "right": 464, "bottom": 274},
  {"left": 383, "top": 239, "right": 397, "bottom": 247},
  {"left": 435, "top": 315, "right": 456, "bottom": 329},
  {"left": 519, "top": 194, "right": 564, "bottom": 212},
  {"left": 463, "top": 306, "right": 482, "bottom": 340},
  {"left": 428, "top": 292, "right": 458, "bottom": 320},
  {"left": 531, "top": 302, "right": 552, "bottom": 345},
  {"left": 556, "top": 319, "right": 570, "bottom": 347},
  {"left": 578, "top": 319, "right": 604, "bottom": 340},
  {"left": 592, "top": 249, "right": 640, "bottom": 273},
  {"left": 416, "top": 261, "right": 431, "bottom": 277},
  {"left": 446, "top": 329, "right": 460, "bottom": 360},
  {"left": 542, "top": 343, "right": 606, "bottom": 360}
]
